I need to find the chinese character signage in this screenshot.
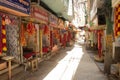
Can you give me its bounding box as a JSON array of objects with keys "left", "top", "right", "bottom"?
[{"left": 0, "top": 0, "right": 30, "bottom": 14}]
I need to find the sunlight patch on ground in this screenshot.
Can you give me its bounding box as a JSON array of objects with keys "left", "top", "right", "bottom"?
[{"left": 43, "top": 44, "right": 84, "bottom": 80}]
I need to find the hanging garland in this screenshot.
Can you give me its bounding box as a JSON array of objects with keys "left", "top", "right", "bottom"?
[
  {"left": 20, "top": 23, "right": 26, "bottom": 46},
  {"left": 43, "top": 25, "right": 49, "bottom": 35},
  {"left": 26, "top": 22, "right": 36, "bottom": 36},
  {"left": 0, "top": 21, "right": 2, "bottom": 54},
  {"left": 1, "top": 16, "right": 7, "bottom": 52}
]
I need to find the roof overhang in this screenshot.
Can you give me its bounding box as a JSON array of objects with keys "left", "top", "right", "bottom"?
[
  {"left": 41, "top": 0, "right": 73, "bottom": 21},
  {"left": 0, "top": 6, "right": 29, "bottom": 16}
]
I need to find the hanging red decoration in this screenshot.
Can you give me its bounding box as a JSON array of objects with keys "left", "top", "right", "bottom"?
[
  {"left": 26, "top": 22, "right": 36, "bottom": 36},
  {"left": 43, "top": 25, "right": 49, "bottom": 35},
  {"left": 0, "top": 25, "right": 2, "bottom": 54},
  {"left": 20, "top": 23, "right": 26, "bottom": 46},
  {"left": 1, "top": 16, "right": 7, "bottom": 52},
  {"left": 97, "top": 30, "right": 102, "bottom": 58}
]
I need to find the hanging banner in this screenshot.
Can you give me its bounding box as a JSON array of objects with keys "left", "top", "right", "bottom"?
[
  {"left": 31, "top": 6, "right": 48, "bottom": 24},
  {"left": 114, "top": 4, "right": 120, "bottom": 38},
  {"left": 49, "top": 13, "right": 58, "bottom": 27},
  {"left": 0, "top": 0, "right": 30, "bottom": 14}
]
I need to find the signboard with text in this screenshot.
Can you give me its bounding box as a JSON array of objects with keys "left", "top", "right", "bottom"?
[
  {"left": 31, "top": 6, "right": 48, "bottom": 24},
  {"left": 0, "top": 0, "right": 30, "bottom": 14},
  {"left": 49, "top": 13, "right": 58, "bottom": 27}
]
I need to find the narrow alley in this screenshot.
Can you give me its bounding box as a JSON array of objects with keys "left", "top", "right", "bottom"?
[
  {"left": 0, "top": 0, "right": 120, "bottom": 80},
  {"left": 11, "top": 41, "right": 108, "bottom": 80}
]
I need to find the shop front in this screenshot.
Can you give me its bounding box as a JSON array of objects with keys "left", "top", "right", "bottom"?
[
  {"left": 112, "top": 1, "right": 120, "bottom": 77},
  {"left": 48, "top": 13, "right": 58, "bottom": 53},
  {"left": 67, "top": 23, "right": 75, "bottom": 46},
  {"left": 88, "top": 25, "right": 106, "bottom": 62},
  {"left": 30, "top": 5, "right": 49, "bottom": 58},
  {"left": 112, "top": 1, "right": 120, "bottom": 64},
  {"left": 0, "top": 0, "right": 30, "bottom": 63},
  {"left": 0, "top": 0, "right": 30, "bottom": 79},
  {"left": 57, "top": 18, "right": 66, "bottom": 48}
]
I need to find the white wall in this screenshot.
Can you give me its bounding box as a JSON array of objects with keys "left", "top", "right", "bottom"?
[{"left": 90, "top": 0, "right": 97, "bottom": 21}]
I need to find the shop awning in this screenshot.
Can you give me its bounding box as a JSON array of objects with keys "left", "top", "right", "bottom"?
[
  {"left": 41, "top": 0, "right": 73, "bottom": 21},
  {"left": 0, "top": 0, "right": 30, "bottom": 16},
  {"left": 0, "top": 6, "right": 29, "bottom": 16}
]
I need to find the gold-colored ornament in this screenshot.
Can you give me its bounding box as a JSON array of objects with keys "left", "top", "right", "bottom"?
[
  {"left": 2, "top": 20, "right": 5, "bottom": 25},
  {"left": 3, "top": 47, "right": 7, "bottom": 51},
  {"left": 2, "top": 29, "right": 6, "bottom": 35},
  {"left": 2, "top": 38, "right": 6, "bottom": 43}
]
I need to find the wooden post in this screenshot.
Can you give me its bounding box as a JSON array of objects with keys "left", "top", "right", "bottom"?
[
  {"left": 8, "top": 60, "right": 12, "bottom": 80},
  {"left": 118, "top": 63, "right": 120, "bottom": 79},
  {"left": 40, "top": 29, "right": 43, "bottom": 57}
]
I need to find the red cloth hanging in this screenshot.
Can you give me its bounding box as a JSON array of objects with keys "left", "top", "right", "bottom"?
[
  {"left": 0, "top": 23, "right": 2, "bottom": 54},
  {"left": 60, "top": 35, "right": 62, "bottom": 43},
  {"left": 42, "top": 47, "right": 49, "bottom": 53},
  {"left": 63, "top": 34, "right": 67, "bottom": 47},
  {"left": 44, "top": 25, "right": 49, "bottom": 35},
  {"left": 97, "top": 30, "right": 102, "bottom": 58},
  {"left": 50, "top": 31, "right": 53, "bottom": 49},
  {"left": 67, "top": 31, "right": 71, "bottom": 42}
]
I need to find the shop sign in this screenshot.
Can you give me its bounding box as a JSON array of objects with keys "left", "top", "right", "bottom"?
[
  {"left": 49, "top": 13, "right": 58, "bottom": 27},
  {"left": 31, "top": 6, "right": 48, "bottom": 23},
  {"left": 0, "top": 0, "right": 30, "bottom": 14}
]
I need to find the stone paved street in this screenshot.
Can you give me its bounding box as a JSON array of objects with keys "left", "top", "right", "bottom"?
[{"left": 17, "top": 42, "right": 108, "bottom": 80}]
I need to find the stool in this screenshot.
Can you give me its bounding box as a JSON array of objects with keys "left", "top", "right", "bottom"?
[{"left": 31, "top": 58, "right": 38, "bottom": 71}]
